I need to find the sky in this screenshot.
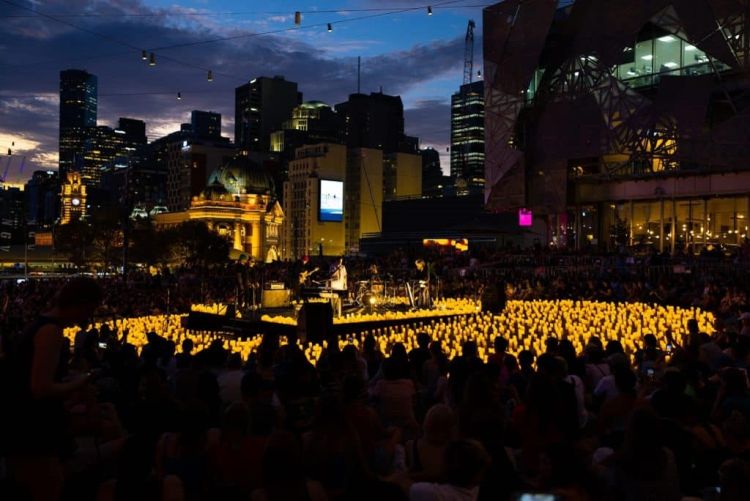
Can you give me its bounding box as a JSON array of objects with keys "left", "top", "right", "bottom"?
[{"left": 0, "top": 0, "right": 487, "bottom": 184}]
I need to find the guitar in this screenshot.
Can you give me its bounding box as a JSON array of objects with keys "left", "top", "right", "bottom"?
[{"left": 299, "top": 267, "right": 320, "bottom": 284}]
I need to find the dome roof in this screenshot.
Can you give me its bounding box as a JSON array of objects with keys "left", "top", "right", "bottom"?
[{"left": 205, "top": 156, "right": 275, "bottom": 197}]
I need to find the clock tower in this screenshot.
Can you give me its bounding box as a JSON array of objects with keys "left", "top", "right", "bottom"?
[{"left": 60, "top": 171, "right": 86, "bottom": 224}]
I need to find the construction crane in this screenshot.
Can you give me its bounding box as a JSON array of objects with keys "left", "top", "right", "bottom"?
[{"left": 463, "top": 19, "right": 476, "bottom": 86}]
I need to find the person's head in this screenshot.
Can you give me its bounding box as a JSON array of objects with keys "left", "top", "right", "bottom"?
[
  {"left": 262, "top": 431, "right": 306, "bottom": 487},
  {"left": 442, "top": 440, "right": 490, "bottom": 488},
  {"left": 363, "top": 333, "right": 377, "bottom": 353},
  {"left": 227, "top": 352, "right": 243, "bottom": 370},
  {"left": 605, "top": 340, "right": 625, "bottom": 357},
  {"left": 687, "top": 318, "right": 700, "bottom": 336},
  {"left": 643, "top": 333, "right": 658, "bottom": 349},
  {"left": 55, "top": 277, "right": 103, "bottom": 326},
  {"left": 544, "top": 337, "right": 559, "bottom": 354},
  {"left": 719, "top": 458, "right": 750, "bottom": 501},
  {"left": 417, "top": 332, "right": 431, "bottom": 349},
  {"left": 181, "top": 338, "right": 194, "bottom": 355},
  {"left": 423, "top": 404, "right": 457, "bottom": 445},
  {"left": 721, "top": 368, "right": 749, "bottom": 396},
  {"left": 614, "top": 367, "right": 637, "bottom": 395},
  {"left": 518, "top": 349, "right": 535, "bottom": 370},
  {"left": 462, "top": 340, "right": 478, "bottom": 358},
  {"left": 493, "top": 336, "right": 509, "bottom": 354}
]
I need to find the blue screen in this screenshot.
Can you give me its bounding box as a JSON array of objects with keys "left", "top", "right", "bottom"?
[{"left": 319, "top": 179, "right": 343, "bottom": 222}]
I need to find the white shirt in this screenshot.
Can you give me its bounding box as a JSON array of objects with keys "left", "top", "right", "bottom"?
[{"left": 330, "top": 264, "right": 347, "bottom": 291}]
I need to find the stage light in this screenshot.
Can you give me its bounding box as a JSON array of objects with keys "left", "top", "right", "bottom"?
[{"left": 369, "top": 296, "right": 377, "bottom": 306}]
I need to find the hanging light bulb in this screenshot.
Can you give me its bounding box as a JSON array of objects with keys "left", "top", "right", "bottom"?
[
  {"left": 141, "top": 50, "right": 147, "bottom": 61},
  {"left": 327, "top": 23, "right": 332, "bottom": 32},
  {"left": 149, "top": 52, "right": 156, "bottom": 66},
  {"left": 294, "top": 11, "right": 301, "bottom": 25},
  {"left": 207, "top": 70, "right": 213, "bottom": 82},
  {"left": 428, "top": 6, "right": 433, "bottom": 15},
  {"left": 177, "top": 92, "right": 182, "bottom": 100},
  {"left": 477, "top": 69, "right": 482, "bottom": 77}
]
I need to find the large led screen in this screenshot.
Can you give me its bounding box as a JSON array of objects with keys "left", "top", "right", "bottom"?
[{"left": 319, "top": 179, "right": 343, "bottom": 222}]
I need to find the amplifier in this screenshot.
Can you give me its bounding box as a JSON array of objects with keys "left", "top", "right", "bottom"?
[
  {"left": 262, "top": 289, "right": 291, "bottom": 308},
  {"left": 265, "top": 282, "right": 286, "bottom": 290}
]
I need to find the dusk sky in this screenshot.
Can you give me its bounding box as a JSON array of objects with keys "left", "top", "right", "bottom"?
[{"left": 0, "top": 0, "right": 487, "bottom": 183}]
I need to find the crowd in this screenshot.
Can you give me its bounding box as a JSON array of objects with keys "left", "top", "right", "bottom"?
[
  {"left": 2, "top": 246, "right": 750, "bottom": 501},
  {"left": 2, "top": 271, "right": 750, "bottom": 501}
]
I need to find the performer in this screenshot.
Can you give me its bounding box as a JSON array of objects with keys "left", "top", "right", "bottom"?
[
  {"left": 291, "top": 256, "right": 318, "bottom": 302},
  {"left": 413, "top": 259, "right": 435, "bottom": 309},
  {"left": 329, "top": 257, "right": 348, "bottom": 317},
  {"left": 235, "top": 254, "right": 249, "bottom": 310}
]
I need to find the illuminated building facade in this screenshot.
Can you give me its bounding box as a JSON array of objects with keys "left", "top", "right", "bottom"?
[
  {"left": 156, "top": 156, "right": 283, "bottom": 262},
  {"left": 60, "top": 171, "right": 87, "bottom": 224},
  {"left": 235, "top": 76, "right": 302, "bottom": 153},
  {"left": 450, "top": 80, "right": 485, "bottom": 187},
  {"left": 282, "top": 143, "right": 423, "bottom": 259},
  {"left": 484, "top": 0, "right": 750, "bottom": 251},
  {"left": 59, "top": 69, "right": 97, "bottom": 182}
]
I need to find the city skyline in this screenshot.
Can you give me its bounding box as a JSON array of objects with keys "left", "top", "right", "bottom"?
[{"left": 0, "top": 0, "right": 486, "bottom": 184}]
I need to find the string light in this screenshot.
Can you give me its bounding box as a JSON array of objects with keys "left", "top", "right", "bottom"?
[
  {"left": 207, "top": 70, "right": 213, "bottom": 82},
  {"left": 148, "top": 52, "right": 156, "bottom": 66},
  {"left": 294, "top": 11, "right": 301, "bottom": 25},
  {"left": 327, "top": 23, "right": 332, "bottom": 32},
  {"left": 141, "top": 50, "right": 147, "bottom": 61},
  {"left": 177, "top": 91, "right": 181, "bottom": 100},
  {"left": 428, "top": 6, "right": 433, "bottom": 15}
]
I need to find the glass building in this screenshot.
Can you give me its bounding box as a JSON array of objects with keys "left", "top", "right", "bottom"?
[
  {"left": 59, "top": 69, "right": 97, "bottom": 182},
  {"left": 483, "top": 0, "right": 750, "bottom": 253},
  {"left": 450, "top": 80, "right": 485, "bottom": 187}
]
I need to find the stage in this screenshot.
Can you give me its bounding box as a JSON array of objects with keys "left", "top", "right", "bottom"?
[{"left": 186, "top": 298, "right": 481, "bottom": 339}]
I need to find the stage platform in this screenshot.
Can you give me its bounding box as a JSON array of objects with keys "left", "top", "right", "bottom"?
[{"left": 185, "top": 300, "right": 480, "bottom": 339}]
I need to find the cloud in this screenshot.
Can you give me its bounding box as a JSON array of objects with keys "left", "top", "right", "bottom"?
[{"left": 0, "top": 0, "right": 464, "bottom": 183}]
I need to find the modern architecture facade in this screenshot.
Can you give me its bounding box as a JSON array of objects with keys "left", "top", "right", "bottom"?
[
  {"left": 483, "top": 0, "right": 750, "bottom": 251},
  {"left": 450, "top": 80, "right": 484, "bottom": 187},
  {"left": 235, "top": 76, "right": 301, "bottom": 153},
  {"left": 191, "top": 111, "right": 222, "bottom": 140},
  {"left": 59, "top": 69, "right": 97, "bottom": 182}
]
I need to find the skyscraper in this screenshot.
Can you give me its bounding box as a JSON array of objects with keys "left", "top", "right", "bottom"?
[
  {"left": 450, "top": 80, "right": 484, "bottom": 187},
  {"left": 335, "top": 92, "right": 418, "bottom": 154},
  {"left": 59, "top": 69, "right": 97, "bottom": 182},
  {"left": 117, "top": 117, "right": 147, "bottom": 145},
  {"left": 235, "top": 76, "right": 301, "bottom": 153},
  {"left": 191, "top": 110, "right": 222, "bottom": 140}
]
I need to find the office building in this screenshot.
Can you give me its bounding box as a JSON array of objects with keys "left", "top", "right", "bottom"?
[
  {"left": 191, "top": 110, "right": 222, "bottom": 140},
  {"left": 59, "top": 69, "right": 97, "bottom": 181},
  {"left": 483, "top": 0, "right": 750, "bottom": 251},
  {"left": 270, "top": 101, "right": 343, "bottom": 158},
  {"left": 117, "top": 118, "right": 147, "bottom": 145},
  {"left": 100, "top": 145, "right": 167, "bottom": 218},
  {"left": 24, "top": 170, "right": 60, "bottom": 226},
  {"left": 153, "top": 115, "right": 234, "bottom": 212},
  {"left": 383, "top": 152, "right": 423, "bottom": 201},
  {"left": 450, "top": 80, "right": 484, "bottom": 187},
  {"left": 282, "top": 142, "right": 423, "bottom": 258},
  {"left": 420, "top": 147, "right": 446, "bottom": 196},
  {"left": 335, "top": 92, "right": 418, "bottom": 154},
  {"left": 235, "top": 76, "right": 301, "bottom": 153}
]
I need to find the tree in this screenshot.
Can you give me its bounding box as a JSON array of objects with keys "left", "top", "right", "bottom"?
[
  {"left": 88, "top": 207, "right": 123, "bottom": 272},
  {"left": 54, "top": 219, "right": 93, "bottom": 270},
  {"left": 171, "top": 221, "right": 230, "bottom": 269}
]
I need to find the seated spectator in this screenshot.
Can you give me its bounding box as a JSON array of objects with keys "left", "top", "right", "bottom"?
[
  {"left": 406, "top": 404, "right": 456, "bottom": 481},
  {"left": 409, "top": 439, "right": 489, "bottom": 501},
  {"left": 371, "top": 357, "right": 418, "bottom": 436},
  {"left": 253, "top": 431, "right": 327, "bottom": 501}
]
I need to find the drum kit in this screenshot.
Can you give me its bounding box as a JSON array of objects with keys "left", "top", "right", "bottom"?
[{"left": 354, "top": 278, "right": 388, "bottom": 309}]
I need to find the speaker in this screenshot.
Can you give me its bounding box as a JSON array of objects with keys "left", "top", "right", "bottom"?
[
  {"left": 261, "top": 289, "right": 291, "bottom": 308},
  {"left": 480, "top": 283, "right": 507, "bottom": 314},
  {"left": 297, "top": 302, "right": 333, "bottom": 344}
]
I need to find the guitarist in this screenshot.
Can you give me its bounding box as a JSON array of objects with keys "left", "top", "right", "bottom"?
[{"left": 291, "top": 256, "right": 318, "bottom": 302}]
